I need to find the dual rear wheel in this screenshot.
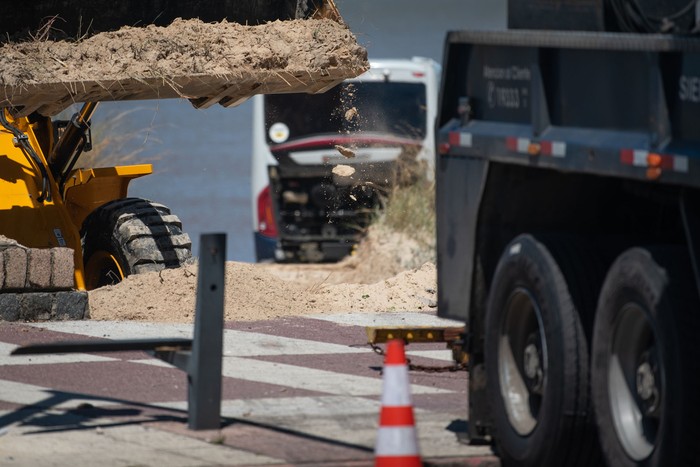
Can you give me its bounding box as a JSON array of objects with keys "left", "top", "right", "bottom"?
[
  {"left": 591, "top": 247, "right": 700, "bottom": 467},
  {"left": 486, "top": 235, "right": 700, "bottom": 467}
]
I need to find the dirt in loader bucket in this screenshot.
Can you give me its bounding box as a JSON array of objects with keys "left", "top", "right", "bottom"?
[{"left": 0, "top": 0, "right": 367, "bottom": 116}]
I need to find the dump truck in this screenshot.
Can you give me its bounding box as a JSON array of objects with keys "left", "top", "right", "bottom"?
[
  {"left": 0, "top": 1, "right": 367, "bottom": 294},
  {"left": 436, "top": 1, "right": 700, "bottom": 466}
]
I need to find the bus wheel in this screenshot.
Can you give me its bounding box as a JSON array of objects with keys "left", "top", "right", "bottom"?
[
  {"left": 592, "top": 247, "right": 700, "bottom": 467},
  {"left": 82, "top": 197, "right": 193, "bottom": 290},
  {"left": 485, "top": 234, "right": 598, "bottom": 467}
]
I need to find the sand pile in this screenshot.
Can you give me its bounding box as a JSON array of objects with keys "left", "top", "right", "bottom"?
[
  {"left": 0, "top": 18, "right": 368, "bottom": 116},
  {"left": 88, "top": 261, "right": 437, "bottom": 322}
]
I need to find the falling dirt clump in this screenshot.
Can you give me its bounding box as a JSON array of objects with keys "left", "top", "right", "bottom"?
[
  {"left": 335, "top": 145, "right": 356, "bottom": 158},
  {"left": 344, "top": 107, "right": 358, "bottom": 121},
  {"left": 332, "top": 164, "right": 355, "bottom": 177}
]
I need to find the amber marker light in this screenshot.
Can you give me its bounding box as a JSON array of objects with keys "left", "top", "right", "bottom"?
[
  {"left": 646, "top": 153, "right": 663, "bottom": 180},
  {"left": 528, "top": 142, "right": 541, "bottom": 156},
  {"left": 647, "top": 153, "right": 662, "bottom": 168}
]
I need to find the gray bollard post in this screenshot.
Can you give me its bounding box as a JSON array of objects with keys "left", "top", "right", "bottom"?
[{"left": 188, "top": 233, "right": 226, "bottom": 430}]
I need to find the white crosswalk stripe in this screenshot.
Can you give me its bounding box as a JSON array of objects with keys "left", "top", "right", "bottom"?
[
  {"left": 158, "top": 395, "right": 382, "bottom": 418},
  {"left": 308, "top": 311, "right": 463, "bottom": 327},
  {"left": 135, "top": 355, "right": 452, "bottom": 396},
  {"left": 28, "top": 320, "right": 369, "bottom": 357},
  {"left": 0, "top": 379, "right": 118, "bottom": 408}
]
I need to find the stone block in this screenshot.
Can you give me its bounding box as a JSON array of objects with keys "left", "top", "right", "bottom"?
[
  {"left": 3, "top": 247, "right": 27, "bottom": 290},
  {"left": 51, "top": 248, "right": 75, "bottom": 290},
  {"left": 0, "top": 293, "right": 21, "bottom": 321},
  {"left": 53, "top": 291, "right": 89, "bottom": 320},
  {"left": 27, "top": 248, "right": 52, "bottom": 289},
  {"left": 20, "top": 292, "right": 53, "bottom": 321}
]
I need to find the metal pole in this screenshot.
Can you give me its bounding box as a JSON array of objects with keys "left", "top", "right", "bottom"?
[{"left": 188, "top": 233, "right": 226, "bottom": 430}]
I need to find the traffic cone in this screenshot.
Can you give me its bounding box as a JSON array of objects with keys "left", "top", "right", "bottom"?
[{"left": 375, "top": 339, "right": 422, "bottom": 467}]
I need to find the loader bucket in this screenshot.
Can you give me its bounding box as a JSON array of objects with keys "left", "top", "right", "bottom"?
[{"left": 0, "top": 0, "right": 366, "bottom": 116}]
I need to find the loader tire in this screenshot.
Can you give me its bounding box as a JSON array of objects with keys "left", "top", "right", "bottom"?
[
  {"left": 484, "top": 234, "right": 601, "bottom": 467},
  {"left": 81, "top": 197, "right": 193, "bottom": 289},
  {"left": 592, "top": 247, "right": 700, "bottom": 467}
]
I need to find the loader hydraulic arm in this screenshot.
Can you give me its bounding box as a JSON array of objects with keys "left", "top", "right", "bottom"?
[{"left": 48, "top": 102, "right": 97, "bottom": 191}]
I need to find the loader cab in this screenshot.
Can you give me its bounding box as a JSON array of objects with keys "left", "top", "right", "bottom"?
[{"left": 251, "top": 57, "right": 440, "bottom": 262}]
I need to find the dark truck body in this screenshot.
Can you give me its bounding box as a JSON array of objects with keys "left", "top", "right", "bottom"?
[{"left": 435, "top": 19, "right": 700, "bottom": 467}]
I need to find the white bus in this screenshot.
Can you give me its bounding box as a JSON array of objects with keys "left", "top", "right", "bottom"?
[{"left": 251, "top": 57, "right": 440, "bottom": 262}]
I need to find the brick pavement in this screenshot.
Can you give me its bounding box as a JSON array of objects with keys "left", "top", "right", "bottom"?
[{"left": 0, "top": 312, "right": 499, "bottom": 466}]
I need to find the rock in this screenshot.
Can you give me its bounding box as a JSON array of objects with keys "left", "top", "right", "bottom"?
[
  {"left": 332, "top": 164, "right": 355, "bottom": 177},
  {"left": 335, "top": 145, "right": 355, "bottom": 158}
]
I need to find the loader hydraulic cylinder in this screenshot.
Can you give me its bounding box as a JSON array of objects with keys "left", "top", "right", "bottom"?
[{"left": 49, "top": 102, "right": 98, "bottom": 188}]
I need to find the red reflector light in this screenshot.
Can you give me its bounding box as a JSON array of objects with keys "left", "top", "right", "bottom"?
[
  {"left": 257, "top": 185, "right": 278, "bottom": 237},
  {"left": 438, "top": 142, "right": 451, "bottom": 155},
  {"left": 412, "top": 72, "right": 425, "bottom": 78}
]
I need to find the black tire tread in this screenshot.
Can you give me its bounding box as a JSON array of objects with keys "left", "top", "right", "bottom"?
[
  {"left": 535, "top": 235, "right": 606, "bottom": 467},
  {"left": 485, "top": 234, "right": 602, "bottom": 467},
  {"left": 82, "top": 197, "right": 193, "bottom": 278},
  {"left": 592, "top": 246, "right": 700, "bottom": 467}
]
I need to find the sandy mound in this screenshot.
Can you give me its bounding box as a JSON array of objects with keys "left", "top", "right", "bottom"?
[{"left": 88, "top": 261, "right": 437, "bottom": 322}]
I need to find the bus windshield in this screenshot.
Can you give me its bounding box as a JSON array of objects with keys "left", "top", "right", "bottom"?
[{"left": 264, "top": 81, "right": 427, "bottom": 144}]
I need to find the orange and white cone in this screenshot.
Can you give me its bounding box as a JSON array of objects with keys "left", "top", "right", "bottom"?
[{"left": 375, "top": 339, "right": 422, "bottom": 467}]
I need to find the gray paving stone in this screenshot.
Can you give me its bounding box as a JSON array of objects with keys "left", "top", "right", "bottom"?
[
  {"left": 0, "top": 293, "right": 20, "bottom": 321},
  {"left": 20, "top": 292, "right": 53, "bottom": 321},
  {"left": 54, "top": 291, "right": 89, "bottom": 320}
]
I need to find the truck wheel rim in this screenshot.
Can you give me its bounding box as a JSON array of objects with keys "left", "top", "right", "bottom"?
[
  {"left": 85, "top": 250, "right": 125, "bottom": 290},
  {"left": 498, "top": 287, "right": 547, "bottom": 436},
  {"left": 609, "top": 303, "right": 658, "bottom": 461}
]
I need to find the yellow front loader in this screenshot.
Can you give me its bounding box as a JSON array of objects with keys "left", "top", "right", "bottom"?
[
  {"left": 0, "top": 0, "right": 364, "bottom": 291},
  {"left": 0, "top": 102, "right": 182, "bottom": 290}
]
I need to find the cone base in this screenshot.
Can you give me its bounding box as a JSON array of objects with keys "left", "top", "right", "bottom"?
[{"left": 375, "top": 455, "right": 422, "bottom": 467}]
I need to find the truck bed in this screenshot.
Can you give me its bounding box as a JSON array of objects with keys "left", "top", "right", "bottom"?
[{"left": 438, "top": 29, "right": 700, "bottom": 189}]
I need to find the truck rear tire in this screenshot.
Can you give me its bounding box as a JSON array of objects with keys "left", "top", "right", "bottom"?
[
  {"left": 484, "top": 234, "right": 599, "bottom": 467},
  {"left": 591, "top": 247, "right": 700, "bottom": 467},
  {"left": 81, "top": 197, "right": 193, "bottom": 289}
]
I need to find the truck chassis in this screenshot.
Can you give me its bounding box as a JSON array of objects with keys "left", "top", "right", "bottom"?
[{"left": 437, "top": 29, "right": 700, "bottom": 467}]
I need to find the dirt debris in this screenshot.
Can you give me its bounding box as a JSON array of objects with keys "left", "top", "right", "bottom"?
[
  {"left": 344, "top": 106, "right": 358, "bottom": 121},
  {"left": 332, "top": 164, "right": 355, "bottom": 177},
  {"left": 335, "top": 144, "right": 356, "bottom": 158}
]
